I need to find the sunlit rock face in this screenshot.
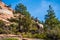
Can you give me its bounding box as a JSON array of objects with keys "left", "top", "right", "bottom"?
[{"left": 0, "top": 1, "right": 13, "bottom": 19}]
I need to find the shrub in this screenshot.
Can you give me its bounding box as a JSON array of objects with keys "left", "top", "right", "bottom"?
[
  {"left": 3, "top": 38, "right": 18, "bottom": 40},
  {"left": 32, "top": 33, "right": 46, "bottom": 39}
]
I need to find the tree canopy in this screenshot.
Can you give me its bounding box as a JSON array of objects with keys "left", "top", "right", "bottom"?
[
  {"left": 15, "top": 3, "right": 30, "bottom": 17},
  {"left": 45, "top": 5, "right": 60, "bottom": 29}
]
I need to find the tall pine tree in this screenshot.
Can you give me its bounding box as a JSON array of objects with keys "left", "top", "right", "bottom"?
[
  {"left": 45, "top": 5, "right": 59, "bottom": 29},
  {"left": 15, "top": 3, "right": 32, "bottom": 33}
]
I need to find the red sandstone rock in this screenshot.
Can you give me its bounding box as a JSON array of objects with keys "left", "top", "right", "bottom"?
[{"left": 0, "top": 1, "right": 14, "bottom": 25}]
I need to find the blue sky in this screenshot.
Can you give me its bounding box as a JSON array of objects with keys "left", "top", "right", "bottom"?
[{"left": 2, "top": 0, "right": 60, "bottom": 21}]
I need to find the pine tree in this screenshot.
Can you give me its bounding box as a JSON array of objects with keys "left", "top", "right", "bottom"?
[
  {"left": 45, "top": 5, "right": 59, "bottom": 29},
  {"left": 15, "top": 3, "right": 32, "bottom": 33},
  {"left": 15, "top": 3, "right": 30, "bottom": 17},
  {"left": 15, "top": 3, "right": 26, "bottom": 13}
]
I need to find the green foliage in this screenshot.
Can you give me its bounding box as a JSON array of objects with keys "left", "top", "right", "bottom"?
[
  {"left": 0, "top": 20, "right": 5, "bottom": 27},
  {"left": 15, "top": 3, "right": 30, "bottom": 17},
  {"left": 0, "top": 20, "right": 6, "bottom": 34},
  {"left": 45, "top": 5, "right": 60, "bottom": 29},
  {"left": 15, "top": 3, "right": 27, "bottom": 13},
  {"left": 32, "top": 33, "right": 46, "bottom": 39},
  {"left": 17, "top": 16, "right": 32, "bottom": 33},
  {"left": 8, "top": 18, "right": 19, "bottom": 23},
  {"left": 9, "top": 24, "right": 18, "bottom": 34},
  {"left": 45, "top": 27, "right": 60, "bottom": 40},
  {"left": 3, "top": 38, "right": 18, "bottom": 40},
  {"left": 14, "top": 3, "right": 33, "bottom": 33},
  {"left": 44, "top": 5, "right": 60, "bottom": 40},
  {"left": 1, "top": 3, "right": 60, "bottom": 39},
  {"left": 0, "top": 28, "right": 4, "bottom": 34},
  {"left": 22, "top": 32, "right": 46, "bottom": 39}
]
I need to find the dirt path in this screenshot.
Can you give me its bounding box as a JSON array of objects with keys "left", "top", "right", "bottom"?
[{"left": 0, "top": 34, "right": 44, "bottom": 40}]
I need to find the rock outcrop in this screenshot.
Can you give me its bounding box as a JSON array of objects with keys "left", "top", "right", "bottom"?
[
  {"left": 0, "top": 1, "right": 14, "bottom": 25},
  {"left": 0, "top": 1, "right": 13, "bottom": 19}
]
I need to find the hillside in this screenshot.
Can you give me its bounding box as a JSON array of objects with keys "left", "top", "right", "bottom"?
[
  {"left": 0, "top": 1, "right": 45, "bottom": 40},
  {"left": 0, "top": 1, "right": 14, "bottom": 25}
]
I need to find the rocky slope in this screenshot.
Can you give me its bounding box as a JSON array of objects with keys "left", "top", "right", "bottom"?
[{"left": 0, "top": 1, "right": 14, "bottom": 25}]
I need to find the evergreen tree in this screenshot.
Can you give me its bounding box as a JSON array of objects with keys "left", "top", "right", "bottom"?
[
  {"left": 15, "top": 3, "right": 32, "bottom": 33},
  {"left": 45, "top": 5, "right": 59, "bottom": 29},
  {"left": 15, "top": 3, "right": 30, "bottom": 17},
  {"left": 15, "top": 3, "right": 26, "bottom": 13}
]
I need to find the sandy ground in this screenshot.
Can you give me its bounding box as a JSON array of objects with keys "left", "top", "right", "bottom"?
[{"left": 0, "top": 34, "right": 44, "bottom": 40}]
